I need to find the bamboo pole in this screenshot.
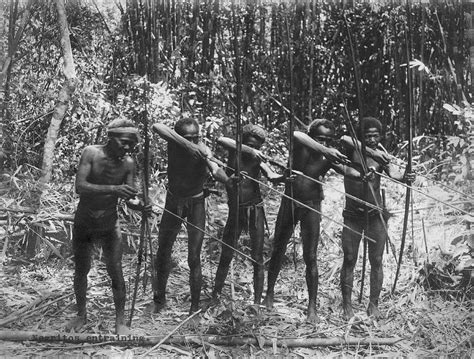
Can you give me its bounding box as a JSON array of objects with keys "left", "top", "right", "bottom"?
[{"left": 0, "top": 330, "right": 402, "bottom": 347}]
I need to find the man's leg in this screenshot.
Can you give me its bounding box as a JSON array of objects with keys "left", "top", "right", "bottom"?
[
  {"left": 264, "top": 197, "right": 297, "bottom": 310},
  {"left": 187, "top": 198, "right": 206, "bottom": 314},
  {"left": 212, "top": 203, "right": 241, "bottom": 300},
  {"left": 366, "top": 215, "right": 386, "bottom": 318},
  {"left": 152, "top": 198, "right": 182, "bottom": 312},
  {"left": 340, "top": 215, "right": 363, "bottom": 320},
  {"left": 66, "top": 225, "right": 92, "bottom": 331},
  {"left": 249, "top": 206, "right": 265, "bottom": 305},
  {"left": 300, "top": 203, "right": 321, "bottom": 324},
  {"left": 102, "top": 224, "right": 130, "bottom": 334}
]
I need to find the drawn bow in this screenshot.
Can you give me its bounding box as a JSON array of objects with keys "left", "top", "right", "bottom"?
[{"left": 392, "top": 0, "right": 414, "bottom": 294}]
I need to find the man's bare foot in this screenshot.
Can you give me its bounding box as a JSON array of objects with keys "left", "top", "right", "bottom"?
[
  {"left": 209, "top": 295, "right": 221, "bottom": 308},
  {"left": 144, "top": 301, "right": 166, "bottom": 314},
  {"left": 367, "top": 302, "right": 382, "bottom": 319},
  {"left": 263, "top": 294, "right": 274, "bottom": 310},
  {"left": 246, "top": 304, "right": 262, "bottom": 317},
  {"left": 342, "top": 303, "right": 354, "bottom": 320},
  {"left": 65, "top": 315, "right": 86, "bottom": 332},
  {"left": 116, "top": 323, "right": 132, "bottom": 335},
  {"left": 306, "top": 308, "right": 319, "bottom": 325},
  {"left": 189, "top": 305, "right": 200, "bottom": 316}
]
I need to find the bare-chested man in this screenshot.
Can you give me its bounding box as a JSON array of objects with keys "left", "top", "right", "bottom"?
[
  {"left": 212, "top": 124, "right": 282, "bottom": 306},
  {"left": 67, "top": 118, "right": 150, "bottom": 335},
  {"left": 341, "top": 116, "right": 415, "bottom": 320},
  {"left": 264, "top": 119, "right": 363, "bottom": 324},
  {"left": 148, "top": 117, "right": 230, "bottom": 315}
]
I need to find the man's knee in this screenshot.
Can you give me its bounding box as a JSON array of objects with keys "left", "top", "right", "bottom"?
[
  {"left": 343, "top": 251, "right": 357, "bottom": 268},
  {"left": 369, "top": 253, "right": 383, "bottom": 268},
  {"left": 303, "top": 250, "right": 317, "bottom": 267},
  {"left": 187, "top": 252, "right": 201, "bottom": 270}
]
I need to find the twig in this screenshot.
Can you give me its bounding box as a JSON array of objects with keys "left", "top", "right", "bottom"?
[
  {"left": 0, "top": 291, "right": 72, "bottom": 327},
  {"left": 140, "top": 309, "right": 202, "bottom": 357}
]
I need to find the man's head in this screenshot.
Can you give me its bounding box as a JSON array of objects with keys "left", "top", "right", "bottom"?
[
  {"left": 175, "top": 116, "right": 200, "bottom": 144},
  {"left": 359, "top": 117, "right": 382, "bottom": 149},
  {"left": 242, "top": 124, "right": 266, "bottom": 150},
  {"left": 307, "top": 119, "right": 335, "bottom": 146},
  {"left": 107, "top": 118, "right": 140, "bottom": 158}
]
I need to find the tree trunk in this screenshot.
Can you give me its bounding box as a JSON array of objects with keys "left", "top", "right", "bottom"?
[
  {"left": 1, "top": 0, "right": 33, "bottom": 170},
  {"left": 39, "top": 0, "right": 77, "bottom": 186}
]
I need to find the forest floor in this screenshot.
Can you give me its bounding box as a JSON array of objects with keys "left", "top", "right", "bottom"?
[{"left": 0, "top": 172, "right": 472, "bottom": 358}]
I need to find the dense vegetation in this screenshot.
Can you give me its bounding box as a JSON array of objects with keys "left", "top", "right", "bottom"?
[
  {"left": 0, "top": 1, "right": 471, "bottom": 356},
  {"left": 0, "top": 0, "right": 471, "bottom": 182}
]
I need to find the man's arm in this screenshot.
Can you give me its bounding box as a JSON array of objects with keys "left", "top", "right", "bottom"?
[
  {"left": 75, "top": 147, "right": 138, "bottom": 199},
  {"left": 152, "top": 123, "right": 207, "bottom": 160},
  {"left": 260, "top": 162, "right": 284, "bottom": 183},
  {"left": 294, "top": 131, "right": 348, "bottom": 164},
  {"left": 200, "top": 145, "right": 230, "bottom": 184},
  {"left": 331, "top": 162, "right": 364, "bottom": 180},
  {"left": 217, "top": 137, "right": 260, "bottom": 159},
  {"left": 383, "top": 163, "right": 415, "bottom": 183},
  {"left": 340, "top": 136, "right": 390, "bottom": 165}
]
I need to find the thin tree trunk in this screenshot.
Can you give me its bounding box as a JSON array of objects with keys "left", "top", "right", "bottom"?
[
  {"left": 39, "top": 0, "right": 77, "bottom": 185},
  {"left": 1, "top": 0, "right": 33, "bottom": 167}
]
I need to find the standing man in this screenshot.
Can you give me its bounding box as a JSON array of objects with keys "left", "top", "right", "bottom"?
[
  {"left": 148, "top": 117, "right": 230, "bottom": 315},
  {"left": 341, "top": 116, "right": 415, "bottom": 319},
  {"left": 212, "top": 124, "right": 282, "bottom": 306},
  {"left": 264, "top": 119, "right": 363, "bottom": 324},
  {"left": 67, "top": 118, "right": 150, "bottom": 335}
]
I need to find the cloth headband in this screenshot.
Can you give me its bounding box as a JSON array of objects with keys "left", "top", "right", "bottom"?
[{"left": 107, "top": 127, "right": 140, "bottom": 141}]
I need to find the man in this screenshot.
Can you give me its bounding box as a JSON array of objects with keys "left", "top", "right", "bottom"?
[
  {"left": 264, "top": 119, "right": 363, "bottom": 324},
  {"left": 67, "top": 118, "right": 149, "bottom": 335},
  {"left": 341, "top": 116, "right": 415, "bottom": 319},
  {"left": 212, "top": 124, "right": 282, "bottom": 306},
  {"left": 148, "top": 117, "right": 230, "bottom": 315}
]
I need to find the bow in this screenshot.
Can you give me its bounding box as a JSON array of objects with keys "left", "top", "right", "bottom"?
[
  {"left": 343, "top": 11, "right": 369, "bottom": 303},
  {"left": 392, "top": 0, "right": 414, "bottom": 294},
  {"left": 285, "top": 12, "right": 297, "bottom": 269},
  {"left": 128, "top": 77, "right": 154, "bottom": 326},
  {"left": 232, "top": 3, "right": 242, "bottom": 303}
]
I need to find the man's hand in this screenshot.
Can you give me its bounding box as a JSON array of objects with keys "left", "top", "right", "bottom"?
[
  {"left": 225, "top": 171, "right": 248, "bottom": 190},
  {"left": 187, "top": 142, "right": 208, "bottom": 161},
  {"left": 363, "top": 167, "right": 376, "bottom": 182},
  {"left": 127, "top": 197, "right": 153, "bottom": 215},
  {"left": 323, "top": 148, "right": 349, "bottom": 164},
  {"left": 283, "top": 169, "right": 300, "bottom": 183},
  {"left": 403, "top": 171, "right": 416, "bottom": 184},
  {"left": 253, "top": 149, "right": 267, "bottom": 162},
  {"left": 370, "top": 149, "right": 391, "bottom": 166},
  {"left": 267, "top": 172, "right": 285, "bottom": 184},
  {"left": 115, "top": 185, "right": 138, "bottom": 200}
]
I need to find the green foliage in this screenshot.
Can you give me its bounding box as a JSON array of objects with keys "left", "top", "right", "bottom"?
[{"left": 1, "top": 1, "right": 470, "bottom": 185}]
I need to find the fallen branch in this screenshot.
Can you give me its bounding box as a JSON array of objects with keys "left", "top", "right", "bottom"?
[
  {"left": 0, "top": 292, "right": 73, "bottom": 327},
  {"left": 141, "top": 309, "right": 202, "bottom": 357},
  {"left": 0, "top": 330, "right": 403, "bottom": 347}
]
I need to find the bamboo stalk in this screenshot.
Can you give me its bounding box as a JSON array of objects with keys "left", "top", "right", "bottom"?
[{"left": 0, "top": 330, "right": 402, "bottom": 347}]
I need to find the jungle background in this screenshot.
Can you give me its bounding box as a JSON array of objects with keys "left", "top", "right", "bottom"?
[{"left": 0, "top": 0, "right": 472, "bottom": 357}]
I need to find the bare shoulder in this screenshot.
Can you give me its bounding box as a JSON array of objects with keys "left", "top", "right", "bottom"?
[
  {"left": 82, "top": 144, "right": 103, "bottom": 155},
  {"left": 79, "top": 145, "right": 104, "bottom": 161}
]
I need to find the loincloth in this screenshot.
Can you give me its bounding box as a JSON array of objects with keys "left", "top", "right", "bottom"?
[
  {"left": 74, "top": 202, "right": 118, "bottom": 232},
  {"left": 343, "top": 205, "right": 391, "bottom": 222},
  {"left": 238, "top": 198, "right": 265, "bottom": 233},
  {"left": 166, "top": 190, "right": 205, "bottom": 217},
  {"left": 293, "top": 198, "right": 321, "bottom": 210}
]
